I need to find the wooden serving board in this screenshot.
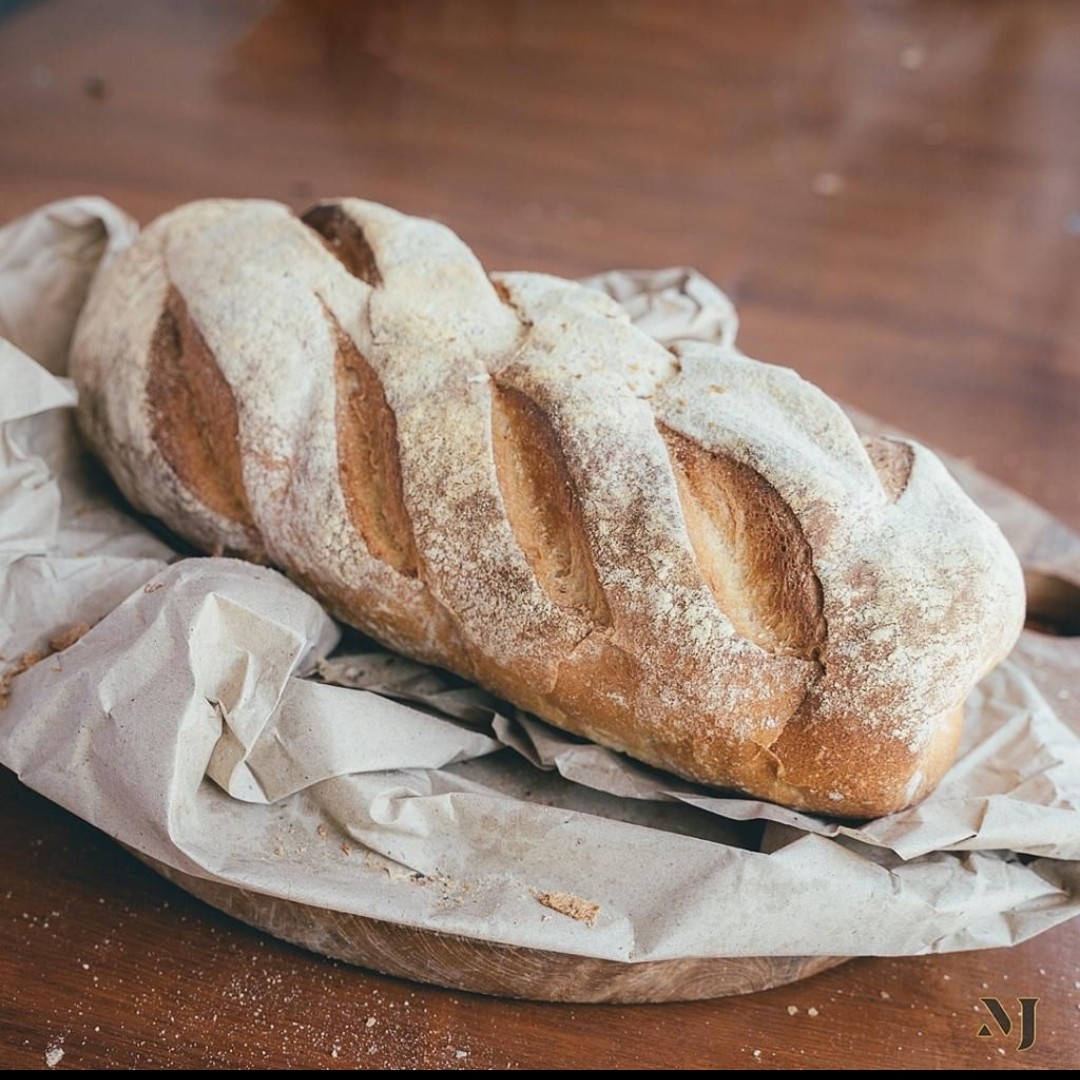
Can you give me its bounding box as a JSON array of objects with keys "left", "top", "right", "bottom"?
[
  {"left": 139, "top": 855, "right": 846, "bottom": 1004},
  {"left": 135, "top": 441, "right": 1080, "bottom": 1004}
]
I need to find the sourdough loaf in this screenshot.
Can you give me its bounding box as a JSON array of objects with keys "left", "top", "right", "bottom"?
[{"left": 70, "top": 198, "right": 1026, "bottom": 818}]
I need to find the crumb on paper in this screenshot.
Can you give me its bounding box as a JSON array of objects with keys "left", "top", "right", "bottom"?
[
  {"left": 49, "top": 623, "right": 90, "bottom": 653},
  {"left": 0, "top": 623, "right": 92, "bottom": 708},
  {"left": 0, "top": 650, "right": 44, "bottom": 708},
  {"left": 358, "top": 852, "right": 472, "bottom": 903},
  {"left": 363, "top": 850, "right": 423, "bottom": 884},
  {"left": 531, "top": 890, "right": 600, "bottom": 927}
]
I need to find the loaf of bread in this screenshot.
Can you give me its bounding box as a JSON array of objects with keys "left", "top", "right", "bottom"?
[{"left": 70, "top": 198, "right": 1025, "bottom": 818}]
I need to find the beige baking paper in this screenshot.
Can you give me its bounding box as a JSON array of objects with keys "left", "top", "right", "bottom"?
[{"left": 0, "top": 198, "right": 1077, "bottom": 962}]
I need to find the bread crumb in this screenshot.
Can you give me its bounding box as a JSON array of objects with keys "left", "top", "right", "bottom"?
[
  {"left": 787, "top": 1005, "right": 798, "bottom": 1015},
  {"left": 365, "top": 1016, "right": 377, "bottom": 1028},
  {"left": 0, "top": 650, "right": 44, "bottom": 708},
  {"left": 899, "top": 45, "right": 926, "bottom": 70},
  {"left": 807, "top": 1006, "right": 819, "bottom": 1017},
  {"left": 880, "top": 990, "right": 891, "bottom": 999},
  {"left": 532, "top": 890, "right": 600, "bottom": 927},
  {"left": 0, "top": 621, "right": 93, "bottom": 707},
  {"left": 49, "top": 623, "right": 90, "bottom": 653},
  {"left": 83, "top": 74, "right": 109, "bottom": 99},
  {"left": 811, "top": 172, "right": 844, "bottom": 197},
  {"left": 45, "top": 1042, "right": 64, "bottom": 1068}
]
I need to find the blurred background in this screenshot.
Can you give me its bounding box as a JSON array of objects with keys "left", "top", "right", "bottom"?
[{"left": 1, "top": 0, "right": 1077, "bottom": 531}]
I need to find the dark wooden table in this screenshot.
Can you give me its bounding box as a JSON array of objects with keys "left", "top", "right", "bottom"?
[{"left": 2, "top": 0, "right": 1078, "bottom": 1069}]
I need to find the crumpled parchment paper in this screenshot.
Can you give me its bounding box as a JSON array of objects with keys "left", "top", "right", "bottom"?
[{"left": 1, "top": 198, "right": 1077, "bottom": 962}]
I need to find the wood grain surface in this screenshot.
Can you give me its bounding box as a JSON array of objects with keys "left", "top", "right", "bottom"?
[{"left": 1, "top": 0, "right": 1078, "bottom": 1069}]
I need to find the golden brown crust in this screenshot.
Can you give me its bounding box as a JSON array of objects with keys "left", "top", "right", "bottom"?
[
  {"left": 491, "top": 383, "right": 611, "bottom": 625},
  {"left": 329, "top": 306, "right": 420, "bottom": 579},
  {"left": 70, "top": 198, "right": 1027, "bottom": 819},
  {"left": 146, "top": 287, "right": 256, "bottom": 534},
  {"left": 661, "top": 424, "right": 826, "bottom": 660}
]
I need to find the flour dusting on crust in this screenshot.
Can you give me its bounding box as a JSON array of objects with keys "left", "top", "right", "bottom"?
[{"left": 69, "top": 199, "right": 1026, "bottom": 817}]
